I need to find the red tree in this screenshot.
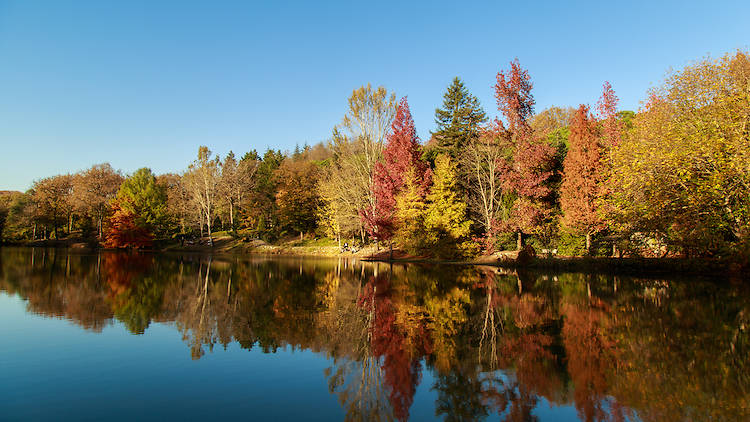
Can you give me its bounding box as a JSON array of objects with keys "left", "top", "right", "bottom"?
[
  {"left": 494, "top": 59, "right": 556, "bottom": 249},
  {"left": 561, "top": 105, "right": 605, "bottom": 253},
  {"left": 104, "top": 202, "right": 153, "bottom": 248},
  {"left": 596, "top": 81, "right": 621, "bottom": 148},
  {"left": 363, "top": 97, "right": 430, "bottom": 247}
]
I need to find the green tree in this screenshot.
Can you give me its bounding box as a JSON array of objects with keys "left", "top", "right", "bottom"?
[
  {"left": 245, "top": 149, "right": 284, "bottom": 237},
  {"left": 116, "top": 168, "right": 169, "bottom": 236},
  {"left": 431, "top": 77, "right": 487, "bottom": 160}
]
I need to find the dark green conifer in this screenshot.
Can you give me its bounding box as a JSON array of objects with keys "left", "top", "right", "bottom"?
[{"left": 431, "top": 77, "right": 487, "bottom": 159}]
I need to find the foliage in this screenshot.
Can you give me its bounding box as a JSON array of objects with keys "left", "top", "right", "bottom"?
[
  {"left": 366, "top": 97, "right": 431, "bottom": 243},
  {"left": 424, "top": 155, "right": 474, "bottom": 257},
  {"left": 116, "top": 167, "right": 169, "bottom": 235},
  {"left": 103, "top": 202, "right": 154, "bottom": 248},
  {"left": 561, "top": 105, "right": 605, "bottom": 252},
  {"left": 430, "top": 77, "right": 487, "bottom": 160},
  {"left": 274, "top": 158, "right": 320, "bottom": 236},
  {"left": 605, "top": 50, "right": 750, "bottom": 257},
  {"left": 494, "top": 59, "right": 557, "bottom": 245},
  {"left": 332, "top": 84, "right": 398, "bottom": 237},
  {"left": 72, "top": 163, "right": 123, "bottom": 238},
  {"left": 393, "top": 168, "right": 428, "bottom": 254},
  {"left": 31, "top": 175, "right": 73, "bottom": 238}
]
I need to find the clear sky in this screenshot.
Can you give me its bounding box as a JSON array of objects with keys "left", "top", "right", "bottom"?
[{"left": 0, "top": 0, "right": 748, "bottom": 191}]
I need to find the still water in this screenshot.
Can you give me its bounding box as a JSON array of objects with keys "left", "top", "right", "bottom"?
[{"left": 0, "top": 247, "right": 747, "bottom": 421}]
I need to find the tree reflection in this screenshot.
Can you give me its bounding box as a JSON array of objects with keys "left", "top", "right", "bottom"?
[{"left": 1, "top": 248, "right": 748, "bottom": 421}]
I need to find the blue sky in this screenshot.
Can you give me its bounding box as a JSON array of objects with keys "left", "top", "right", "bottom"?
[{"left": 0, "top": 0, "right": 748, "bottom": 191}]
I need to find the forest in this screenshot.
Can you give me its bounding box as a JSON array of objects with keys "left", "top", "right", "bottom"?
[{"left": 1, "top": 50, "right": 748, "bottom": 262}]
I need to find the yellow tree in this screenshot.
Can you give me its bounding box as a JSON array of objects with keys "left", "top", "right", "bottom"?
[
  {"left": 424, "top": 154, "right": 473, "bottom": 257},
  {"left": 606, "top": 50, "right": 750, "bottom": 256}
]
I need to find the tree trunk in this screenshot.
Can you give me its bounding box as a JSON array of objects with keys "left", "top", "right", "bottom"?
[
  {"left": 586, "top": 232, "right": 592, "bottom": 255},
  {"left": 516, "top": 231, "right": 523, "bottom": 251},
  {"left": 300, "top": 231, "right": 303, "bottom": 241},
  {"left": 98, "top": 216, "right": 103, "bottom": 239},
  {"left": 229, "top": 200, "right": 234, "bottom": 231},
  {"left": 207, "top": 211, "right": 213, "bottom": 246},
  {"left": 33, "top": 223, "right": 36, "bottom": 240}
]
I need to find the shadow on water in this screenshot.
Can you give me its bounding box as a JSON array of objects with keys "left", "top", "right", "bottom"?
[{"left": 1, "top": 247, "right": 748, "bottom": 421}]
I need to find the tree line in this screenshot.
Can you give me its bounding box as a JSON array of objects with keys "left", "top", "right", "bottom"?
[{"left": 1, "top": 49, "right": 748, "bottom": 259}]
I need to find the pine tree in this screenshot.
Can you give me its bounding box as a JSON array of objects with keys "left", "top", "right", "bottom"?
[
  {"left": 560, "top": 105, "right": 604, "bottom": 253},
  {"left": 424, "top": 154, "right": 472, "bottom": 257},
  {"left": 431, "top": 77, "right": 487, "bottom": 159}
]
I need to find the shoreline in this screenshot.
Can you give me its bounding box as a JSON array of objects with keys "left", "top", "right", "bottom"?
[{"left": 2, "top": 238, "right": 746, "bottom": 278}]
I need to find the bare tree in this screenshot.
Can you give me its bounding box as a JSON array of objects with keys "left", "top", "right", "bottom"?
[
  {"left": 462, "top": 130, "right": 512, "bottom": 238},
  {"left": 219, "top": 151, "right": 258, "bottom": 231},
  {"left": 185, "top": 146, "right": 221, "bottom": 244},
  {"left": 328, "top": 84, "right": 397, "bottom": 242}
]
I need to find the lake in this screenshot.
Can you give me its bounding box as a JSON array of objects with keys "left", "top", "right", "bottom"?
[{"left": 0, "top": 247, "right": 747, "bottom": 421}]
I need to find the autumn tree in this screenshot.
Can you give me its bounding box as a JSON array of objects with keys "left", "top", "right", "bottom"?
[
  {"left": 103, "top": 202, "right": 153, "bottom": 248},
  {"left": 494, "top": 59, "right": 556, "bottom": 249},
  {"left": 424, "top": 154, "right": 473, "bottom": 257},
  {"left": 393, "top": 168, "right": 428, "bottom": 254},
  {"left": 158, "top": 173, "right": 193, "bottom": 234},
  {"left": 275, "top": 158, "right": 320, "bottom": 239},
  {"left": 184, "top": 146, "right": 221, "bottom": 242},
  {"left": 72, "top": 163, "right": 123, "bottom": 238},
  {"left": 114, "top": 168, "right": 169, "bottom": 236},
  {"left": 606, "top": 50, "right": 750, "bottom": 256},
  {"left": 364, "top": 97, "right": 430, "bottom": 249},
  {"left": 0, "top": 192, "right": 15, "bottom": 242},
  {"left": 219, "top": 151, "right": 258, "bottom": 231},
  {"left": 560, "top": 105, "right": 604, "bottom": 254},
  {"left": 597, "top": 81, "right": 622, "bottom": 149},
  {"left": 431, "top": 77, "right": 487, "bottom": 160},
  {"left": 328, "top": 84, "right": 397, "bottom": 242},
  {"left": 31, "top": 174, "right": 73, "bottom": 239}
]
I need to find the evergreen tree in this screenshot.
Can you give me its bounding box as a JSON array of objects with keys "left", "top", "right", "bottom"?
[
  {"left": 431, "top": 77, "right": 487, "bottom": 159},
  {"left": 424, "top": 154, "right": 472, "bottom": 257}
]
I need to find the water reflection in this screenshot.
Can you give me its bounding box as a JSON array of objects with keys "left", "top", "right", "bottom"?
[{"left": 1, "top": 247, "right": 748, "bottom": 421}]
